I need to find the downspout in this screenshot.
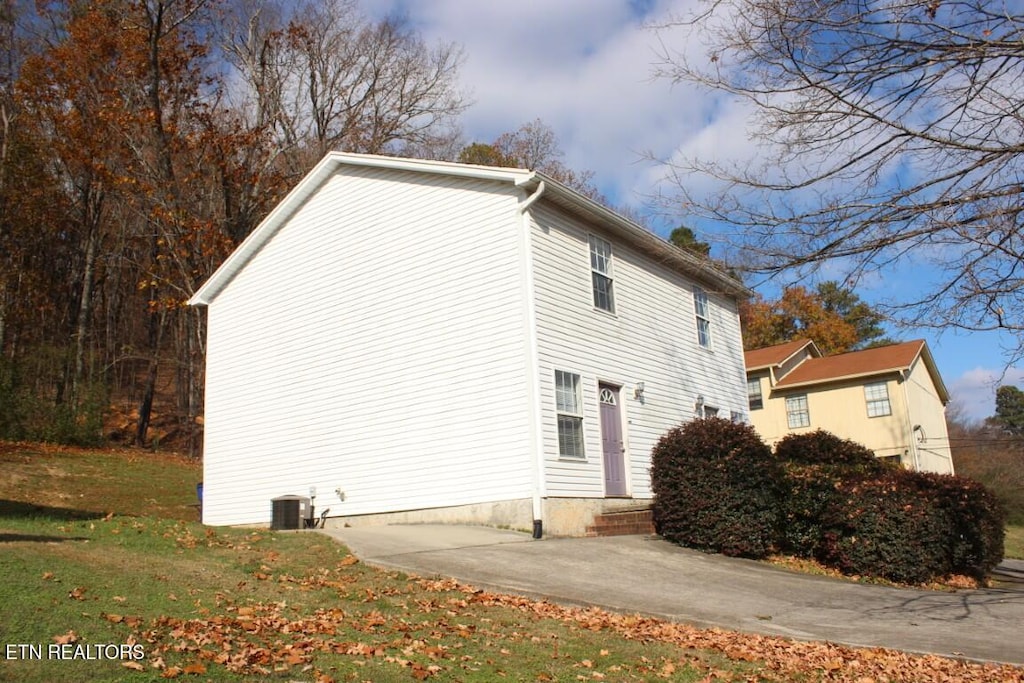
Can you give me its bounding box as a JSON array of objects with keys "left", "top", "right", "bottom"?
[
  {"left": 518, "top": 180, "right": 546, "bottom": 538},
  {"left": 900, "top": 369, "right": 920, "bottom": 471}
]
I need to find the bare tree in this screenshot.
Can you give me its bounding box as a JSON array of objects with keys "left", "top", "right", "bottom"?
[
  {"left": 220, "top": 0, "right": 467, "bottom": 174},
  {"left": 460, "top": 119, "right": 605, "bottom": 202},
  {"left": 652, "top": 1, "right": 1024, "bottom": 359}
]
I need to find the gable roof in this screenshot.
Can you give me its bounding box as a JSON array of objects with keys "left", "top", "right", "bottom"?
[
  {"left": 189, "top": 152, "right": 749, "bottom": 306},
  {"left": 744, "top": 339, "right": 820, "bottom": 371},
  {"left": 771, "top": 340, "right": 950, "bottom": 403}
]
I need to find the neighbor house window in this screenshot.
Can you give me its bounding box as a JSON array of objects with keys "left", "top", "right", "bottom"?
[
  {"left": 555, "top": 370, "right": 585, "bottom": 459},
  {"left": 786, "top": 394, "right": 810, "bottom": 429},
  {"left": 865, "top": 381, "right": 892, "bottom": 417},
  {"left": 694, "top": 286, "right": 711, "bottom": 348},
  {"left": 589, "top": 235, "right": 615, "bottom": 313},
  {"left": 747, "top": 378, "right": 763, "bottom": 410}
]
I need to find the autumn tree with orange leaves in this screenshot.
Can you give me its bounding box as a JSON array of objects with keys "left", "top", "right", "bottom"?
[
  {"left": 741, "top": 282, "right": 891, "bottom": 355},
  {"left": 0, "top": 0, "right": 468, "bottom": 452}
]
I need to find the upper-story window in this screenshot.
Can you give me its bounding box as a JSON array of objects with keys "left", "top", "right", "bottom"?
[
  {"left": 693, "top": 286, "right": 711, "bottom": 348},
  {"left": 786, "top": 394, "right": 810, "bottom": 429},
  {"left": 747, "top": 378, "right": 763, "bottom": 411},
  {"left": 589, "top": 235, "right": 615, "bottom": 313},
  {"left": 864, "top": 381, "right": 892, "bottom": 417}
]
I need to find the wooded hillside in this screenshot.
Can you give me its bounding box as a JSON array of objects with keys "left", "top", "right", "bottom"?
[{"left": 0, "top": 0, "right": 466, "bottom": 453}]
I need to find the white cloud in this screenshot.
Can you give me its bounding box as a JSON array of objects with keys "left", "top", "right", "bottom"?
[
  {"left": 359, "top": 0, "right": 723, "bottom": 214},
  {"left": 355, "top": 0, "right": 1017, "bottom": 390},
  {"left": 948, "top": 366, "right": 1024, "bottom": 423}
]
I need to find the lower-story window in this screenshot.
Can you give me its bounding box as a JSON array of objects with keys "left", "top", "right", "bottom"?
[{"left": 555, "top": 370, "right": 585, "bottom": 459}]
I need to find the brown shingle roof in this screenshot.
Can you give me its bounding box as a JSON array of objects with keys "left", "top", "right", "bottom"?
[
  {"left": 744, "top": 339, "right": 818, "bottom": 370},
  {"left": 773, "top": 339, "right": 927, "bottom": 388}
]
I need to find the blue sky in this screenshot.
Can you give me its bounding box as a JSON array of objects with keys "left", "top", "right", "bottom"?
[{"left": 359, "top": 0, "right": 1019, "bottom": 423}]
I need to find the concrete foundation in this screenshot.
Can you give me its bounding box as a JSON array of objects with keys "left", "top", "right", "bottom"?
[
  {"left": 325, "top": 498, "right": 536, "bottom": 534},
  {"left": 322, "top": 497, "right": 654, "bottom": 537}
]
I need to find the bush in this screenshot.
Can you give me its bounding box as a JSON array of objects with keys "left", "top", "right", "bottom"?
[
  {"left": 774, "top": 431, "right": 894, "bottom": 557},
  {"left": 652, "top": 422, "right": 1006, "bottom": 582},
  {"left": 817, "top": 471, "right": 950, "bottom": 583},
  {"left": 651, "top": 417, "right": 783, "bottom": 558},
  {"left": 914, "top": 473, "right": 1005, "bottom": 579},
  {"left": 818, "top": 470, "right": 1005, "bottom": 583},
  {"left": 774, "top": 429, "right": 890, "bottom": 473}
]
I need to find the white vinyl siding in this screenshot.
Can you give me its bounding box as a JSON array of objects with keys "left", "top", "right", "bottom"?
[
  {"left": 555, "top": 371, "right": 585, "bottom": 459},
  {"left": 864, "top": 381, "right": 892, "bottom": 417},
  {"left": 200, "top": 167, "right": 533, "bottom": 525},
  {"left": 529, "top": 203, "right": 747, "bottom": 499},
  {"left": 786, "top": 394, "right": 811, "bottom": 429},
  {"left": 589, "top": 234, "right": 615, "bottom": 313}
]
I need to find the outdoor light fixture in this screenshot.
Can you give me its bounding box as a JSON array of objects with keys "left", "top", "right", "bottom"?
[
  {"left": 634, "top": 382, "right": 645, "bottom": 401},
  {"left": 913, "top": 425, "right": 926, "bottom": 443}
]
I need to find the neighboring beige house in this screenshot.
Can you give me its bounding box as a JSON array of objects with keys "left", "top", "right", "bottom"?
[{"left": 744, "top": 339, "right": 954, "bottom": 474}]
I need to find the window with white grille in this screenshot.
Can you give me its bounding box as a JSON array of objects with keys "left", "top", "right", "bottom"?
[
  {"left": 694, "top": 286, "right": 711, "bottom": 348},
  {"left": 786, "top": 394, "right": 810, "bottom": 429},
  {"left": 865, "top": 381, "right": 892, "bottom": 417},
  {"left": 555, "top": 370, "right": 585, "bottom": 459},
  {"left": 747, "top": 378, "right": 763, "bottom": 410},
  {"left": 589, "top": 235, "right": 615, "bottom": 313}
]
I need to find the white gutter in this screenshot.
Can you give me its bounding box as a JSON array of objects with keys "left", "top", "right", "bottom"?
[{"left": 518, "top": 180, "right": 547, "bottom": 537}]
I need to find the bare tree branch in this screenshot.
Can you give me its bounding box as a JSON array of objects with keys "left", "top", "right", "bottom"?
[{"left": 651, "top": 0, "right": 1024, "bottom": 360}]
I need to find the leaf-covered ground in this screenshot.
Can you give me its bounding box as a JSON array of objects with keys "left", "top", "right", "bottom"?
[{"left": 2, "top": 441, "right": 1022, "bottom": 682}]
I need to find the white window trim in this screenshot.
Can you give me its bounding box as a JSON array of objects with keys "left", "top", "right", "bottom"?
[
  {"left": 865, "top": 381, "right": 892, "bottom": 418},
  {"left": 589, "top": 234, "right": 615, "bottom": 314},
  {"left": 555, "top": 370, "right": 585, "bottom": 459}
]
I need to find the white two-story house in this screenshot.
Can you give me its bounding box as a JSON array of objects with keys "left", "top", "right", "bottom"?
[{"left": 189, "top": 153, "right": 750, "bottom": 535}]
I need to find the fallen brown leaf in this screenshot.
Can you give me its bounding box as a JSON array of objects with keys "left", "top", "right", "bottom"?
[{"left": 52, "top": 630, "right": 77, "bottom": 645}]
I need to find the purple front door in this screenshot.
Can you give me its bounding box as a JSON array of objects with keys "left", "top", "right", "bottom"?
[{"left": 599, "top": 383, "right": 627, "bottom": 496}]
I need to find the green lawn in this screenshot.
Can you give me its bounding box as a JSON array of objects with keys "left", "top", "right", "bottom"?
[
  {"left": 1006, "top": 525, "right": 1024, "bottom": 559},
  {"left": 0, "top": 442, "right": 1019, "bottom": 682}
]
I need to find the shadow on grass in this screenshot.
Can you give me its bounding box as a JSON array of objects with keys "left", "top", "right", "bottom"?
[
  {"left": 0, "top": 533, "right": 90, "bottom": 543},
  {"left": 0, "top": 498, "right": 107, "bottom": 522}
]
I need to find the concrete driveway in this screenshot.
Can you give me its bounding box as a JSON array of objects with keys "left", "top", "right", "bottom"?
[{"left": 319, "top": 525, "right": 1024, "bottom": 665}]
